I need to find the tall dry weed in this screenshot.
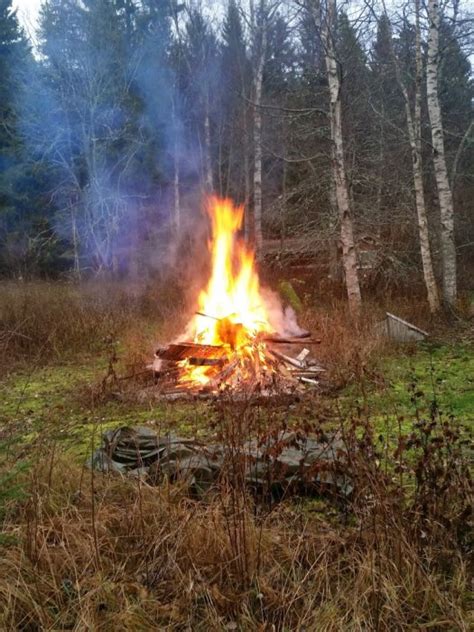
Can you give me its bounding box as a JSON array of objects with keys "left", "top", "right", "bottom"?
[{"left": 0, "top": 391, "right": 470, "bottom": 631}]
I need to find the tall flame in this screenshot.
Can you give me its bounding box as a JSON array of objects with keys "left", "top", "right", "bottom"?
[{"left": 180, "top": 197, "right": 273, "bottom": 386}]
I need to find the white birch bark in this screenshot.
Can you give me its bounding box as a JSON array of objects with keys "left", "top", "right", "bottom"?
[
  {"left": 243, "top": 104, "right": 252, "bottom": 242},
  {"left": 172, "top": 94, "right": 181, "bottom": 233},
  {"left": 203, "top": 89, "right": 214, "bottom": 193},
  {"left": 408, "top": 2, "right": 440, "bottom": 311},
  {"left": 427, "top": 0, "right": 457, "bottom": 305},
  {"left": 385, "top": 3, "right": 440, "bottom": 312},
  {"left": 252, "top": 9, "right": 267, "bottom": 258},
  {"left": 321, "top": 0, "right": 361, "bottom": 311}
]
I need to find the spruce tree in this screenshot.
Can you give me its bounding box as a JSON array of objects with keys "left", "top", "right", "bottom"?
[{"left": 0, "top": 0, "right": 36, "bottom": 275}]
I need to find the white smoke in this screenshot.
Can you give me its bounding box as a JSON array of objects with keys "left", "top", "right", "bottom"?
[{"left": 261, "top": 287, "right": 306, "bottom": 337}]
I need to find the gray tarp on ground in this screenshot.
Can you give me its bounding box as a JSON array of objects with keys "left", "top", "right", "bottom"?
[{"left": 89, "top": 426, "right": 352, "bottom": 498}]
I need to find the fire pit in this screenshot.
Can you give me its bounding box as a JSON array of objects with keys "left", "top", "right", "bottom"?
[{"left": 153, "top": 198, "right": 324, "bottom": 399}]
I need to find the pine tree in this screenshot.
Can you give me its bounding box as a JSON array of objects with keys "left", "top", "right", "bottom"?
[
  {"left": 220, "top": 0, "right": 249, "bottom": 201},
  {"left": 0, "top": 0, "right": 29, "bottom": 185},
  {"left": 336, "top": 12, "right": 371, "bottom": 210},
  {"left": 183, "top": 8, "right": 219, "bottom": 193},
  {"left": 370, "top": 14, "right": 406, "bottom": 226},
  {"left": 0, "top": 0, "right": 37, "bottom": 275},
  {"left": 438, "top": 20, "right": 474, "bottom": 165}
]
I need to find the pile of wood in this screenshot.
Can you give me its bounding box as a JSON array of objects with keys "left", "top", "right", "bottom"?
[{"left": 152, "top": 329, "right": 325, "bottom": 399}]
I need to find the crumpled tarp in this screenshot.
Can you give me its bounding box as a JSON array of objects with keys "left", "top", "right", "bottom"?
[{"left": 89, "top": 426, "right": 352, "bottom": 498}]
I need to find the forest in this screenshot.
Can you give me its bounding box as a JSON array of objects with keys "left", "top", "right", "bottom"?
[{"left": 0, "top": 0, "right": 473, "bottom": 630}]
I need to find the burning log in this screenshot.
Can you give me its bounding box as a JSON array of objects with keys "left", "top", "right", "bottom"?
[
  {"left": 189, "top": 357, "right": 226, "bottom": 367},
  {"left": 156, "top": 342, "right": 225, "bottom": 361},
  {"left": 208, "top": 358, "right": 240, "bottom": 390},
  {"left": 152, "top": 340, "right": 325, "bottom": 398}
]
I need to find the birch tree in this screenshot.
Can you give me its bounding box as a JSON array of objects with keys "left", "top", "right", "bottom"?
[
  {"left": 386, "top": 5, "right": 440, "bottom": 312},
  {"left": 316, "top": 0, "right": 362, "bottom": 311},
  {"left": 249, "top": 0, "right": 267, "bottom": 257},
  {"left": 426, "top": 0, "right": 457, "bottom": 305}
]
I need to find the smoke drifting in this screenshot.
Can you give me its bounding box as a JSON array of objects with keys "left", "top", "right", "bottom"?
[
  {"left": 14, "top": 1, "right": 218, "bottom": 279},
  {"left": 261, "top": 288, "right": 306, "bottom": 337}
]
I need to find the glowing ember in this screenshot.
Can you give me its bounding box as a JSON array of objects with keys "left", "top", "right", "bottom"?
[{"left": 179, "top": 197, "right": 274, "bottom": 387}]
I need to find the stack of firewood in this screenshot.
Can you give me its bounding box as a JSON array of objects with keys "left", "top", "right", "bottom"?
[{"left": 152, "top": 330, "right": 325, "bottom": 399}]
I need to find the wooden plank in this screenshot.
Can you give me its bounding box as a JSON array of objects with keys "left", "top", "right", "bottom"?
[
  {"left": 296, "top": 348, "right": 310, "bottom": 364},
  {"left": 299, "top": 377, "right": 319, "bottom": 386},
  {"left": 208, "top": 358, "right": 240, "bottom": 388},
  {"left": 385, "top": 312, "right": 428, "bottom": 336},
  {"left": 264, "top": 336, "right": 321, "bottom": 344},
  {"left": 156, "top": 342, "right": 225, "bottom": 361},
  {"left": 289, "top": 369, "right": 326, "bottom": 376},
  {"left": 267, "top": 348, "right": 305, "bottom": 369},
  {"left": 375, "top": 313, "right": 428, "bottom": 342}
]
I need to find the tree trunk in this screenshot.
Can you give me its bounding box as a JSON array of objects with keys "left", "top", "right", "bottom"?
[
  {"left": 173, "top": 140, "right": 181, "bottom": 232},
  {"left": 410, "top": 1, "right": 440, "bottom": 312},
  {"left": 71, "top": 205, "right": 81, "bottom": 279},
  {"left": 375, "top": 106, "right": 384, "bottom": 241},
  {"left": 252, "top": 23, "right": 267, "bottom": 259},
  {"left": 322, "top": 0, "right": 361, "bottom": 312},
  {"left": 203, "top": 89, "right": 214, "bottom": 193},
  {"left": 427, "top": 0, "right": 457, "bottom": 305},
  {"left": 387, "top": 2, "right": 440, "bottom": 312},
  {"left": 172, "top": 95, "right": 181, "bottom": 233},
  {"left": 243, "top": 101, "right": 252, "bottom": 243},
  {"left": 406, "top": 106, "right": 440, "bottom": 312}
]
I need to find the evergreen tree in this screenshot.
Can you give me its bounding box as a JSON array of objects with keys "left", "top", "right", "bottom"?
[
  {"left": 266, "top": 14, "right": 295, "bottom": 93},
  {"left": 369, "top": 13, "right": 408, "bottom": 226},
  {"left": 335, "top": 12, "right": 371, "bottom": 220},
  {"left": 0, "top": 0, "right": 28, "bottom": 200},
  {"left": 182, "top": 7, "right": 220, "bottom": 192},
  {"left": 438, "top": 20, "right": 474, "bottom": 161},
  {"left": 220, "top": 0, "right": 249, "bottom": 199},
  {"left": 0, "top": 0, "right": 43, "bottom": 276},
  {"left": 34, "top": 0, "right": 174, "bottom": 273}
]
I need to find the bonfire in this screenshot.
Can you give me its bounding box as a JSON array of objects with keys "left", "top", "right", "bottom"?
[{"left": 154, "top": 197, "right": 323, "bottom": 397}]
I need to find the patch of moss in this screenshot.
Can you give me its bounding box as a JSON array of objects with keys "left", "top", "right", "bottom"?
[
  {"left": 278, "top": 280, "right": 303, "bottom": 313},
  {"left": 342, "top": 341, "right": 474, "bottom": 434},
  {"left": 0, "top": 354, "right": 214, "bottom": 464},
  {"left": 1, "top": 341, "right": 471, "bottom": 470}
]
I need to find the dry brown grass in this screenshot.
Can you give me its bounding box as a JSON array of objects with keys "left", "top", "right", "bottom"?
[
  {"left": 0, "top": 280, "right": 471, "bottom": 630},
  {"left": 0, "top": 279, "right": 190, "bottom": 374},
  {"left": 0, "top": 279, "right": 449, "bottom": 377},
  {"left": 0, "top": 400, "right": 471, "bottom": 631},
  {"left": 299, "top": 300, "right": 389, "bottom": 391},
  {"left": 0, "top": 464, "right": 469, "bottom": 630}
]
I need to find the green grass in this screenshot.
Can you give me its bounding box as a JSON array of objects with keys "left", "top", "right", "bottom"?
[
  {"left": 341, "top": 341, "right": 473, "bottom": 435},
  {"left": 1, "top": 340, "right": 472, "bottom": 469},
  {"left": 0, "top": 331, "right": 471, "bottom": 630},
  {"left": 0, "top": 351, "right": 215, "bottom": 464}
]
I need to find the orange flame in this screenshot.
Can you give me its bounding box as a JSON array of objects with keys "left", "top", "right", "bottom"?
[{"left": 180, "top": 197, "right": 273, "bottom": 386}]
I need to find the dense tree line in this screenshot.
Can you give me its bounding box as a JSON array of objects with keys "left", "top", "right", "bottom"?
[{"left": 0, "top": 0, "right": 472, "bottom": 310}]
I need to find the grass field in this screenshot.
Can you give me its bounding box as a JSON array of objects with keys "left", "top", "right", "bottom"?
[{"left": 0, "top": 281, "right": 472, "bottom": 630}]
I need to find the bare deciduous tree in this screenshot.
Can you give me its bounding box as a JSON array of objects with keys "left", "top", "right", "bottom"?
[
  {"left": 249, "top": 0, "right": 279, "bottom": 258},
  {"left": 318, "top": 0, "right": 362, "bottom": 311},
  {"left": 386, "top": 1, "right": 440, "bottom": 312},
  {"left": 426, "top": 0, "right": 457, "bottom": 306}
]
